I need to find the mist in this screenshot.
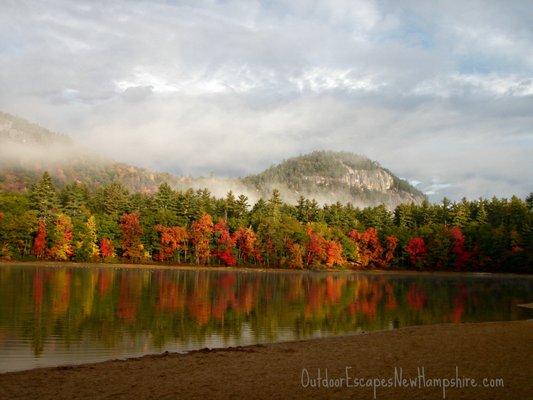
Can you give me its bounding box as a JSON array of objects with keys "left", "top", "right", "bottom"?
[{"left": 0, "top": 0, "right": 532, "bottom": 201}]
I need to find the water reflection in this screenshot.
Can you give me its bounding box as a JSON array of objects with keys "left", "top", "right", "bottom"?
[{"left": 0, "top": 265, "right": 531, "bottom": 371}]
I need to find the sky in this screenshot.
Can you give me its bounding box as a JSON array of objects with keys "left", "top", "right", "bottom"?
[{"left": 0, "top": 0, "right": 532, "bottom": 201}]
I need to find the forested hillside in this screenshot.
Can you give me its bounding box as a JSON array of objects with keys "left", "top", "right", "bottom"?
[
  {"left": 1, "top": 112, "right": 424, "bottom": 207},
  {"left": 0, "top": 112, "right": 183, "bottom": 192},
  {"left": 244, "top": 151, "right": 425, "bottom": 207}
]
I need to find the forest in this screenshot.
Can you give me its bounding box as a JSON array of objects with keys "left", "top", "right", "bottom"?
[{"left": 0, "top": 172, "right": 531, "bottom": 273}]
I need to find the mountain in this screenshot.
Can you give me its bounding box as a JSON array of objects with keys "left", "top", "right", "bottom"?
[
  {"left": 0, "top": 112, "right": 425, "bottom": 207},
  {"left": 0, "top": 111, "right": 183, "bottom": 192},
  {"left": 243, "top": 151, "right": 425, "bottom": 207}
]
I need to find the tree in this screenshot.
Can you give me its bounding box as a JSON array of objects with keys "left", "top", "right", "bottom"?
[
  {"left": 60, "top": 183, "right": 89, "bottom": 216},
  {"left": 213, "top": 219, "right": 236, "bottom": 266},
  {"left": 405, "top": 237, "right": 427, "bottom": 267},
  {"left": 305, "top": 228, "right": 327, "bottom": 267},
  {"left": 99, "top": 238, "right": 116, "bottom": 260},
  {"left": 119, "top": 212, "right": 144, "bottom": 261},
  {"left": 382, "top": 235, "right": 399, "bottom": 267},
  {"left": 348, "top": 228, "right": 383, "bottom": 268},
  {"left": 286, "top": 239, "right": 304, "bottom": 269},
  {"left": 450, "top": 226, "right": 470, "bottom": 270},
  {"left": 49, "top": 214, "right": 73, "bottom": 261},
  {"left": 233, "top": 227, "right": 261, "bottom": 264},
  {"left": 325, "top": 240, "right": 344, "bottom": 268},
  {"left": 190, "top": 214, "right": 213, "bottom": 264},
  {"left": 155, "top": 183, "right": 176, "bottom": 211},
  {"left": 30, "top": 172, "right": 59, "bottom": 218},
  {"left": 33, "top": 219, "right": 48, "bottom": 259},
  {"left": 74, "top": 215, "right": 99, "bottom": 261},
  {"left": 95, "top": 182, "right": 130, "bottom": 216},
  {"left": 155, "top": 225, "right": 188, "bottom": 262},
  {"left": 526, "top": 193, "right": 533, "bottom": 211}
]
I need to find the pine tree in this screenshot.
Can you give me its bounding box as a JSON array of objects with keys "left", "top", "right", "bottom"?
[
  {"left": 155, "top": 182, "right": 176, "bottom": 211},
  {"left": 30, "top": 172, "right": 59, "bottom": 218}
]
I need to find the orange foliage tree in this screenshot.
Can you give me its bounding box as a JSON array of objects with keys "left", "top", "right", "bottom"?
[
  {"left": 325, "top": 240, "right": 344, "bottom": 268},
  {"left": 190, "top": 214, "right": 213, "bottom": 264},
  {"left": 119, "top": 212, "right": 144, "bottom": 261},
  {"left": 305, "top": 228, "right": 327, "bottom": 267},
  {"left": 348, "top": 228, "right": 383, "bottom": 268},
  {"left": 155, "top": 225, "right": 188, "bottom": 262},
  {"left": 233, "top": 227, "right": 261, "bottom": 264}
]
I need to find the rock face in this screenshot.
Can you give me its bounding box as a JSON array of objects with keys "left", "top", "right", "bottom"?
[
  {"left": 242, "top": 151, "right": 425, "bottom": 207},
  {"left": 0, "top": 112, "right": 425, "bottom": 208}
]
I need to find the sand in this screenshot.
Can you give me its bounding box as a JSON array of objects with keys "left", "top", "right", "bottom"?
[{"left": 0, "top": 320, "right": 532, "bottom": 400}]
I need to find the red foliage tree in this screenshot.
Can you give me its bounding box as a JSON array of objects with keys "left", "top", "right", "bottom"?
[
  {"left": 233, "top": 227, "right": 262, "bottom": 264},
  {"left": 449, "top": 226, "right": 470, "bottom": 270},
  {"left": 33, "top": 219, "right": 48, "bottom": 259},
  {"left": 155, "top": 225, "right": 188, "bottom": 262},
  {"left": 99, "top": 238, "right": 116, "bottom": 259},
  {"left": 405, "top": 237, "right": 427, "bottom": 267},
  {"left": 305, "top": 228, "right": 327, "bottom": 267},
  {"left": 190, "top": 214, "right": 213, "bottom": 264},
  {"left": 213, "top": 219, "right": 236, "bottom": 266},
  {"left": 119, "top": 212, "right": 144, "bottom": 261}
]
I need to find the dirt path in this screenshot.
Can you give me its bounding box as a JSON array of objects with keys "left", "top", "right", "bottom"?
[{"left": 1, "top": 320, "right": 532, "bottom": 399}]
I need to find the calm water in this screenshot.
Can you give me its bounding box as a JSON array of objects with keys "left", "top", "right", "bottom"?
[{"left": 0, "top": 264, "right": 531, "bottom": 372}]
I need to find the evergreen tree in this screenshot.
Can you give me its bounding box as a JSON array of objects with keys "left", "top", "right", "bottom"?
[{"left": 30, "top": 172, "right": 59, "bottom": 218}]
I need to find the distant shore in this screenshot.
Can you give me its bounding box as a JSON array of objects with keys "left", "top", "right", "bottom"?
[
  {"left": 0, "top": 320, "right": 531, "bottom": 399},
  {"left": 2, "top": 260, "right": 532, "bottom": 279}
]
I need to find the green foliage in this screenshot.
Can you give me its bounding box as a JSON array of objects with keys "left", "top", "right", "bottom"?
[
  {"left": 29, "top": 172, "right": 59, "bottom": 218},
  {"left": 0, "top": 171, "right": 531, "bottom": 273}
]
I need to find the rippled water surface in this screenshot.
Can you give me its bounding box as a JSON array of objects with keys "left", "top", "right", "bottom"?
[{"left": 0, "top": 264, "right": 531, "bottom": 372}]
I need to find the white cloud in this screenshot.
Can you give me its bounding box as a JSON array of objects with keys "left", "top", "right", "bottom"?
[{"left": 0, "top": 0, "right": 531, "bottom": 201}]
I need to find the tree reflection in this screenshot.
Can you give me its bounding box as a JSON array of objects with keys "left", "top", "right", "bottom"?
[{"left": 0, "top": 266, "right": 530, "bottom": 357}]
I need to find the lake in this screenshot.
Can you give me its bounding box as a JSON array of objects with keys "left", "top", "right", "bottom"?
[{"left": 0, "top": 264, "right": 531, "bottom": 372}]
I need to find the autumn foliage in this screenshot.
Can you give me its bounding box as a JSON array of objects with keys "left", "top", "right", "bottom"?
[
  {"left": 119, "top": 212, "right": 144, "bottom": 261},
  {"left": 449, "top": 226, "right": 470, "bottom": 270},
  {"left": 155, "top": 225, "right": 188, "bottom": 262},
  {"left": 233, "top": 227, "right": 261, "bottom": 264},
  {"left": 49, "top": 214, "right": 74, "bottom": 261},
  {"left": 190, "top": 214, "right": 213, "bottom": 264},
  {"left": 99, "top": 238, "right": 116, "bottom": 259},
  {"left": 33, "top": 219, "right": 48, "bottom": 259},
  {"left": 213, "top": 219, "right": 236, "bottom": 266},
  {"left": 405, "top": 237, "right": 428, "bottom": 267},
  {"left": 4, "top": 173, "right": 530, "bottom": 272},
  {"left": 348, "top": 228, "right": 398, "bottom": 269}
]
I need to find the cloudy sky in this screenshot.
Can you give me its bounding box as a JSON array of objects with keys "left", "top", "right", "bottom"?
[{"left": 1, "top": 0, "right": 532, "bottom": 200}]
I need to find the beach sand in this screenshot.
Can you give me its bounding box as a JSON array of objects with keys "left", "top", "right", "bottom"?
[{"left": 0, "top": 320, "right": 531, "bottom": 399}]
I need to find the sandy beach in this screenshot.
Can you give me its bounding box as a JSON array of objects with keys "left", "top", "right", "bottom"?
[{"left": 1, "top": 320, "right": 531, "bottom": 400}]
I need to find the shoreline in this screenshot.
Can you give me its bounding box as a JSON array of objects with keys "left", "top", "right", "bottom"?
[
  {"left": 1, "top": 320, "right": 531, "bottom": 399},
  {"left": 2, "top": 260, "right": 532, "bottom": 279}
]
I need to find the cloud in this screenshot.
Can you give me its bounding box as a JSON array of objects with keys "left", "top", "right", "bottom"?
[{"left": 0, "top": 0, "right": 531, "bottom": 201}]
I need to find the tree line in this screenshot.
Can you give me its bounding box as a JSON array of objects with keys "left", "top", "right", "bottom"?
[{"left": 0, "top": 172, "right": 531, "bottom": 272}]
